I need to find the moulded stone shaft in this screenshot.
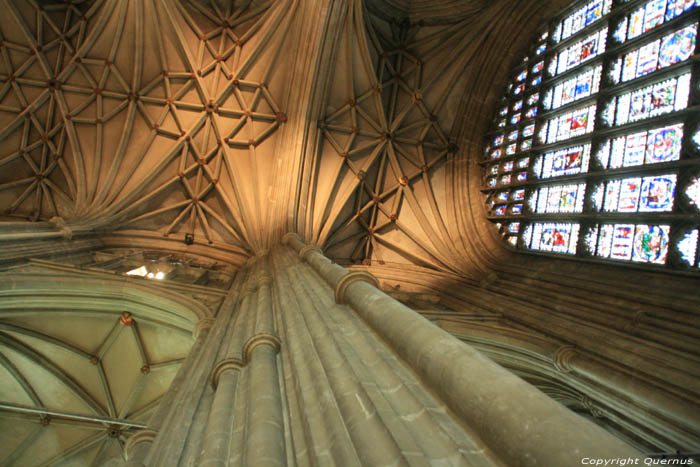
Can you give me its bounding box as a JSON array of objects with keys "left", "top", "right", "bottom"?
[
  {"left": 289, "top": 253, "right": 473, "bottom": 465},
  {"left": 198, "top": 367, "right": 241, "bottom": 467},
  {"left": 245, "top": 343, "right": 285, "bottom": 466},
  {"left": 284, "top": 233, "right": 644, "bottom": 466},
  {"left": 565, "top": 350, "right": 700, "bottom": 435},
  {"left": 276, "top": 250, "right": 409, "bottom": 466}
]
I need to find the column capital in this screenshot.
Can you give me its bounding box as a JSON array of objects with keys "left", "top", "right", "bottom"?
[
  {"left": 193, "top": 318, "right": 216, "bottom": 340},
  {"left": 281, "top": 232, "right": 302, "bottom": 245},
  {"left": 48, "top": 216, "right": 73, "bottom": 240},
  {"left": 299, "top": 244, "right": 323, "bottom": 261},
  {"left": 335, "top": 271, "right": 380, "bottom": 305},
  {"left": 211, "top": 358, "right": 245, "bottom": 389},
  {"left": 243, "top": 333, "right": 281, "bottom": 362},
  {"left": 124, "top": 429, "right": 158, "bottom": 461},
  {"left": 553, "top": 344, "right": 577, "bottom": 373}
]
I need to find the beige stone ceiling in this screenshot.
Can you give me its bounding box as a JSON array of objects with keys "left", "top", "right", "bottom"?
[
  {"left": 0, "top": 0, "right": 563, "bottom": 272},
  {"left": 0, "top": 0, "right": 569, "bottom": 463}
]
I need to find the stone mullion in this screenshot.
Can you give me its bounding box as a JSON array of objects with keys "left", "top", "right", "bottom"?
[
  {"left": 275, "top": 247, "right": 408, "bottom": 467},
  {"left": 284, "top": 232, "right": 644, "bottom": 466},
  {"left": 290, "top": 252, "right": 472, "bottom": 465}
]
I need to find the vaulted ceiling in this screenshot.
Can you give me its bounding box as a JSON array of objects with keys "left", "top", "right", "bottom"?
[
  {"left": 0, "top": 0, "right": 565, "bottom": 272},
  {"left": 0, "top": 0, "right": 571, "bottom": 464}
]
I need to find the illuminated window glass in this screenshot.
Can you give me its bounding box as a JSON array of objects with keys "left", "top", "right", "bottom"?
[{"left": 482, "top": 0, "right": 700, "bottom": 272}]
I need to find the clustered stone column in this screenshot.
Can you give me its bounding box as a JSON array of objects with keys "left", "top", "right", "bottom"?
[
  {"left": 126, "top": 234, "right": 644, "bottom": 466},
  {"left": 241, "top": 259, "right": 285, "bottom": 466},
  {"left": 282, "top": 233, "right": 644, "bottom": 466}
]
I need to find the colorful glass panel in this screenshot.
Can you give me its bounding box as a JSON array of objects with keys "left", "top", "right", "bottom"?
[
  {"left": 611, "top": 224, "right": 635, "bottom": 260},
  {"left": 678, "top": 229, "right": 699, "bottom": 266},
  {"left": 538, "top": 144, "right": 592, "bottom": 179},
  {"left": 483, "top": 0, "right": 699, "bottom": 271},
  {"left": 658, "top": 24, "right": 697, "bottom": 68},
  {"left": 639, "top": 174, "right": 676, "bottom": 212},
  {"left": 545, "top": 104, "right": 597, "bottom": 144},
  {"left": 686, "top": 177, "right": 700, "bottom": 207},
  {"left": 528, "top": 222, "right": 580, "bottom": 254},
  {"left": 556, "top": 28, "right": 608, "bottom": 75},
  {"left": 601, "top": 124, "right": 683, "bottom": 169},
  {"left": 555, "top": 0, "right": 612, "bottom": 43},
  {"left": 523, "top": 124, "right": 536, "bottom": 138},
  {"left": 632, "top": 224, "right": 670, "bottom": 264},
  {"left": 614, "top": 73, "right": 690, "bottom": 125},
  {"left": 535, "top": 183, "right": 587, "bottom": 213}
]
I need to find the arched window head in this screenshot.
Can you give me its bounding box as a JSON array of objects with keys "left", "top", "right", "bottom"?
[{"left": 483, "top": 0, "right": 700, "bottom": 273}]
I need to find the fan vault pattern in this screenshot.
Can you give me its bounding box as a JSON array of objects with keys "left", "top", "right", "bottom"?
[
  {"left": 0, "top": 0, "right": 295, "bottom": 255},
  {"left": 0, "top": 0, "right": 583, "bottom": 464}
]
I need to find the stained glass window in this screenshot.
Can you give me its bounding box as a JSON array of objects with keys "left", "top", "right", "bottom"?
[{"left": 482, "top": 0, "right": 700, "bottom": 272}]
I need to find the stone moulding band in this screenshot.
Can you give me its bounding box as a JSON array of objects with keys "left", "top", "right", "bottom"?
[
  {"left": 193, "top": 318, "right": 216, "bottom": 340},
  {"left": 243, "top": 333, "right": 281, "bottom": 362},
  {"left": 334, "top": 271, "right": 380, "bottom": 305},
  {"left": 210, "top": 358, "right": 245, "bottom": 389},
  {"left": 299, "top": 244, "right": 322, "bottom": 261},
  {"left": 553, "top": 344, "right": 577, "bottom": 373},
  {"left": 124, "top": 429, "right": 158, "bottom": 460},
  {"left": 281, "top": 232, "right": 301, "bottom": 245}
]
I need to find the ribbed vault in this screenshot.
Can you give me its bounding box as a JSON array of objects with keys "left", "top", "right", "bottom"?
[
  {"left": 0, "top": 261, "right": 220, "bottom": 464},
  {"left": 0, "top": 0, "right": 567, "bottom": 271},
  {"left": 1, "top": 0, "right": 698, "bottom": 464}
]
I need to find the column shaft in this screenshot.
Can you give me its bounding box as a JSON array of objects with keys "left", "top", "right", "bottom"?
[
  {"left": 243, "top": 256, "right": 286, "bottom": 466},
  {"left": 284, "top": 234, "right": 644, "bottom": 466},
  {"left": 245, "top": 345, "right": 285, "bottom": 466},
  {"left": 198, "top": 370, "right": 240, "bottom": 467}
]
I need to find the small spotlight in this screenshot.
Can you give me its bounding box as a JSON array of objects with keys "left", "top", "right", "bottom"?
[{"left": 185, "top": 234, "right": 194, "bottom": 245}]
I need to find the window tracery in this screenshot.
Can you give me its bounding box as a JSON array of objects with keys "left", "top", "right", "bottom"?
[{"left": 482, "top": 0, "right": 700, "bottom": 272}]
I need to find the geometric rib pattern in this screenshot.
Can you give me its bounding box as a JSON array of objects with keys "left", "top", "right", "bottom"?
[
  {"left": 0, "top": 304, "right": 191, "bottom": 465},
  {"left": 0, "top": 0, "right": 293, "bottom": 255},
  {"left": 0, "top": 0, "right": 558, "bottom": 271},
  {"left": 305, "top": 0, "right": 501, "bottom": 271},
  {"left": 0, "top": 0, "right": 95, "bottom": 221}
]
